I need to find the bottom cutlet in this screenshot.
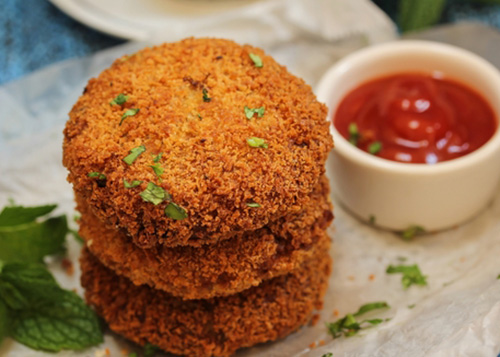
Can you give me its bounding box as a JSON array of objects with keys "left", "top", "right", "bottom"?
[{"left": 80, "top": 234, "right": 332, "bottom": 357}]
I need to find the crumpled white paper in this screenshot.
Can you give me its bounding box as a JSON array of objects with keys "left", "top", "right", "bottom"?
[{"left": 3, "top": 1, "right": 499, "bottom": 356}]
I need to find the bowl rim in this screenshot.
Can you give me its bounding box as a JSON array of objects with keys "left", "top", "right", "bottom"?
[{"left": 316, "top": 39, "right": 500, "bottom": 176}]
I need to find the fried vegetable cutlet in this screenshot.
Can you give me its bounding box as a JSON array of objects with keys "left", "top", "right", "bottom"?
[{"left": 63, "top": 38, "right": 333, "bottom": 248}]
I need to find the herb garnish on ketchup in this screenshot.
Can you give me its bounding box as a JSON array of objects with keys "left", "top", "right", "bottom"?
[{"left": 334, "top": 73, "right": 497, "bottom": 164}]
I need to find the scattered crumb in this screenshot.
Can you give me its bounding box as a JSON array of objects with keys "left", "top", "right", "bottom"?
[
  {"left": 310, "top": 313, "right": 320, "bottom": 326},
  {"left": 369, "top": 274, "right": 375, "bottom": 281},
  {"left": 348, "top": 275, "right": 355, "bottom": 281},
  {"left": 61, "top": 258, "right": 74, "bottom": 276},
  {"left": 460, "top": 257, "right": 466, "bottom": 263},
  {"left": 319, "top": 339, "right": 326, "bottom": 346},
  {"left": 309, "top": 341, "right": 317, "bottom": 349},
  {"left": 333, "top": 309, "right": 339, "bottom": 317},
  {"left": 105, "top": 348, "right": 110, "bottom": 355}
]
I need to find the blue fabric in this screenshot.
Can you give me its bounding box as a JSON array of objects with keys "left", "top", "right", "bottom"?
[{"left": 0, "top": 0, "right": 123, "bottom": 84}]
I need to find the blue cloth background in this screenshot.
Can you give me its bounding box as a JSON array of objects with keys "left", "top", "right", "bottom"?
[{"left": 2, "top": 0, "right": 500, "bottom": 85}]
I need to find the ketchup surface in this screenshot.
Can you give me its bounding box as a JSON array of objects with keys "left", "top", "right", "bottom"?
[{"left": 334, "top": 73, "right": 497, "bottom": 164}]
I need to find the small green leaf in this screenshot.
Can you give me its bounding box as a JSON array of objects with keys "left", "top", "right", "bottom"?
[
  {"left": 120, "top": 108, "right": 140, "bottom": 125},
  {"left": 244, "top": 106, "right": 265, "bottom": 119},
  {"left": 408, "top": 304, "right": 416, "bottom": 309},
  {"left": 140, "top": 182, "right": 170, "bottom": 205},
  {"left": 0, "top": 216, "right": 67, "bottom": 264},
  {"left": 368, "top": 141, "right": 382, "bottom": 155},
  {"left": 144, "top": 342, "right": 160, "bottom": 357},
  {"left": 123, "top": 179, "right": 143, "bottom": 189},
  {"left": 0, "top": 205, "right": 57, "bottom": 227},
  {"left": 153, "top": 153, "right": 163, "bottom": 163},
  {"left": 386, "top": 264, "right": 427, "bottom": 289},
  {"left": 247, "top": 137, "right": 268, "bottom": 148},
  {"left": 87, "top": 172, "right": 106, "bottom": 180},
  {"left": 497, "top": 274, "right": 500, "bottom": 280},
  {"left": 150, "top": 164, "right": 164, "bottom": 181},
  {"left": 0, "top": 280, "right": 29, "bottom": 310},
  {"left": 164, "top": 202, "right": 188, "bottom": 220},
  {"left": 69, "top": 229, "right": 84, "bottom": 244},
  {"left": 322, "top": 354, "right": 333, "bottom": 357},
  {"left": 369, "top": 215, "right": 376, "bottom": 225},
  {"left": 400, "top": 225, "right": 425, "bottom": 241},
  {"left": 246, "top": 202, "right": 261, "bottom": 208},
  {"left": 202, "top": 89, "right": 211, "bottom": 103},
  {"left": 123, "top": 145, "right": 146, "bottom": 165},
  {"left": 348, "top": 123, "right": 359, "bottom": 146},
  {"left": 399, "top": 0, "right": 446, "bottom": 32},
  {"left": 353, "top": 302, "right": 390, "bottom": 317},
  {"left": 10, "top": 290, "right": 103, "bottom": 352},
  {"left": 249, "top": 53, "right": 263, "bottom": 68},
  {"left": 109, "top": 93, "right": 129, "bottom": 106}
]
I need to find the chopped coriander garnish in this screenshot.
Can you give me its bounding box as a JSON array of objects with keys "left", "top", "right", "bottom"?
[
  {"left": 153, "top": 153, "right": 163, "bottom": 163},
  {"left": 497, "top": 274, "right": 500, "bottom": 280},
  {"left": 322, "top": 354, "right": 333, "bottom": 357},
  {"left": 140, "top": 182, "right": 170, "bottom": 205},
  {"left": 120, "top": 108, "right": 140, "bottom": 125},
  {"left": 249, "top": 53, "right": 263, "bottom": 68},
  {"left": 246, "top": 202, "right": 261, "bottom": 208},
  {"left": 326, "top": 302, "right": 389, "bottom": 339},
  {"left": 386, "top": 264, "right": 427, "bottom": 289},
  {"left": 109, "top": 93, "right": 129, "bottom": 106},
  {"left": 408, "top": 304, "right": 416, "bottom": 309},
  {"left": 202, "top": 88, "right": 211, "bottom": 102},
  {"left": 123, "top": 145, "right": 146, "bottom": 165},
  {"left": 150, "top": 164, "right": 164, "bottom": 181},
  {"left": 244, "top": 106, "right": 265, "bottom": 119},
  {"left": 123, "top": 179, "right": 142, "bottom": 188},
  {"left": 368, "top": 141, "right": 382, "bottom": 155},
  {"left": 197, "top": 113, "right": 203, "bottom": 120},
  {"left": 247, "top": 137, "right": 268, "bottom": 148},
  {"left": 88, "top": 172, "right": 106, "bottom": 180},
  {"left": 400, "top": 225, "right": 425, "bottom": 241},
  {"left": 164, "top": 202, "right": 188, "bottom": 220},
  {"left": 369, "top": 215, "right": 376, "bottom": 225},
  {"left": 143, "top": 343, "right": 160, "bottom": 357},
  {"left": 348, "top": 123, "right": 359, "bottom": 146}
]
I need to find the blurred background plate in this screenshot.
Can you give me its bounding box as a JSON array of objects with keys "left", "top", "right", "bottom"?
[{"left": 48, "top": 0, "right": 265, "bottom": 40}]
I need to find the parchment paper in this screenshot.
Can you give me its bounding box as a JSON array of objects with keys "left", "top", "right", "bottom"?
[{"left": 2, "top": 1, "right": 499, "bottom": 356}]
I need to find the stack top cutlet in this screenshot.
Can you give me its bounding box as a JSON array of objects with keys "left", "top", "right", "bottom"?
[{"left": 63, "top": 38, "right": 333, "bottom": 248}]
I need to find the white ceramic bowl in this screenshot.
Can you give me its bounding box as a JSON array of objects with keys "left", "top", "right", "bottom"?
[{"left": 316, "top": 40, "right": 500, "bottom": 232}]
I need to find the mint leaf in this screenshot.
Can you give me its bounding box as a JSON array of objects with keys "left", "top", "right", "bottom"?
[
  {"left": 0, "top": 216, "right": 67, "bottom": 264},
  {"left": 399, "top": 0, "right": 446, "bottom": 32},
  {"left": 140, "top": 182, "right": 170, "bottom": 205},
  {"left": 0, "top": 279, "right": 28, "bottom": 310},
  {"left": 10, "top": 290, "right": 103, "bottom": 352},
  {"left": 123, "top": 145, "right": 146, "bottom": 165},
  {"left": 0, "top": 205, "right": 57, "bottom": 227},
  {"left": 0, "top": 299, "right": 8, "bottom": 345},
  {"left": 164, "top": 202, "right": 188, "bottom": 220},
  {"left": 386, "top": 264, "right": 427, "bottom": 289}
]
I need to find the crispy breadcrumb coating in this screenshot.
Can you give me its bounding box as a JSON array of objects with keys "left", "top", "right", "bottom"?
[
  {"left": 80, "top": 242, "right": 331, "bottom": 357},
  {"left": 76, "top": 176, "right": 332, "bottom": 299},
  {"left": 63, "top": 38, "right": 333, "bottom": 248}
]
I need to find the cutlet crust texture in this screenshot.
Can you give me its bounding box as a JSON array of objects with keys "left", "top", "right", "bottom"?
[
  {"left": 80, "top": 243, "right": 332, "bottom": 357},
  {"left": 77, "top": 176, "right": 333, "bottom": 299},
  {"left": 63, "top": 38, "right": 333, "bottom": 248}
]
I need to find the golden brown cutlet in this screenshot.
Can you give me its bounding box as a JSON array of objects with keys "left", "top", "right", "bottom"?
[{"left": 63, "top": 38, "right": 333, "bottom": 248}]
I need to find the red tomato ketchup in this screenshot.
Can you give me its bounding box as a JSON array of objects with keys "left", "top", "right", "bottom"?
[{"left": 333, "top": 73, "right": 497, "bottom": 164}]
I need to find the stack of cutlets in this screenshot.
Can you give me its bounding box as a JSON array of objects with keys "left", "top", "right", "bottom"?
[{"left": 63, "top": 38, "right": 334, "bottom": 357}]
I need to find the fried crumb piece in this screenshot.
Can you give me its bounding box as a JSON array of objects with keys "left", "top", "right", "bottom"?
[
  {"left": 61, "top": 258, "right": 74, "bottom": 276},
  {"left": 333, "top": 309, "right": 339, "bottom": 317},
  {"left": 310, "top": 313, "right": 320, "bottom": 326},
  {"left": 319, "top": 339, "right": 326, "bottom": 346},
  {"left": 369, "top": 274, "right": 375, "bottom": 281},
  {"left": 348, "top": 275, "right": 355, "bottom": 281},
  {"left": 309, "top": 341, "right": 317, "bottom": 349}
]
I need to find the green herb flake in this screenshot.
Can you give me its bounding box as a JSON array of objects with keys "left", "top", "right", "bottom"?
[
  {"left": 87, "top": 172, "right": 106, "bottom": 180},
  {"left": 246, "top": 202, "right": 261, "bottom": 208},
  {"left": 164, "top": 202, "right": 188, "bottom": 221},
  {"left": 109, "top": 93, "right": 129, "bottom": 106},
  {"left": 153, "top": 152, "right": 163, "bottom": 163},
  {"left": 368, "top": 141, "right": 382, "bottom": 155},
  {"left": 120, "top": 108, "right": 140, "bottom": 125},
  {"left": 123, "top": 179, "right": 143, "bottom": 188},
  {"left": 386, "top": 264, "right": 427, "bottom": 289},
  {"left": 326, "top": 301, "right": 389, "bottom": 339},
  {"left": 400, "top": 225, "right": 426, "bottom": 241},
  {"left": 348, "top": 122, "right": 360, "bottom": 146},
  {"left": 322, "top": 354, "right": 333, "bottom": 357},
  {"left": 247, "top": 137, "right": 268, "bottom": 149},
  {"left": 244, "top": 106, "right": 265, "bottom": 119},
  {"left": 249, "top": 53, "right": 263, "bottom": 68},
  {"left": 140, "top": 182, "right": 170, "bottom": 205},
  {"left": 150, "top": 164, "right": 164, "bottom": 181},
  {"left": 497, "top": 274, "right": 500, "bottom": 280},
  {"left": 408, "top": 304, "right": 416, "bottom": 309},
  {"left": 369, "top": 215, "right": 376, "bottom": 225},
  {"left": 123, "top": 145, "right": 146, "bottom": 165},
  {"left": 202, "top": 88, "right": 211, "bottom": 103},
  {"left": 144, "top": 343, "right": 160, "bottom": 357},
  {"left": 197, "top": 113, "right": 203, "bottom": 120}
]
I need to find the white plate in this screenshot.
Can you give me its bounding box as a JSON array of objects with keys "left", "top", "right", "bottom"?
[{"left": 49, "top": 0, "right": 264, "bottom": 40}]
